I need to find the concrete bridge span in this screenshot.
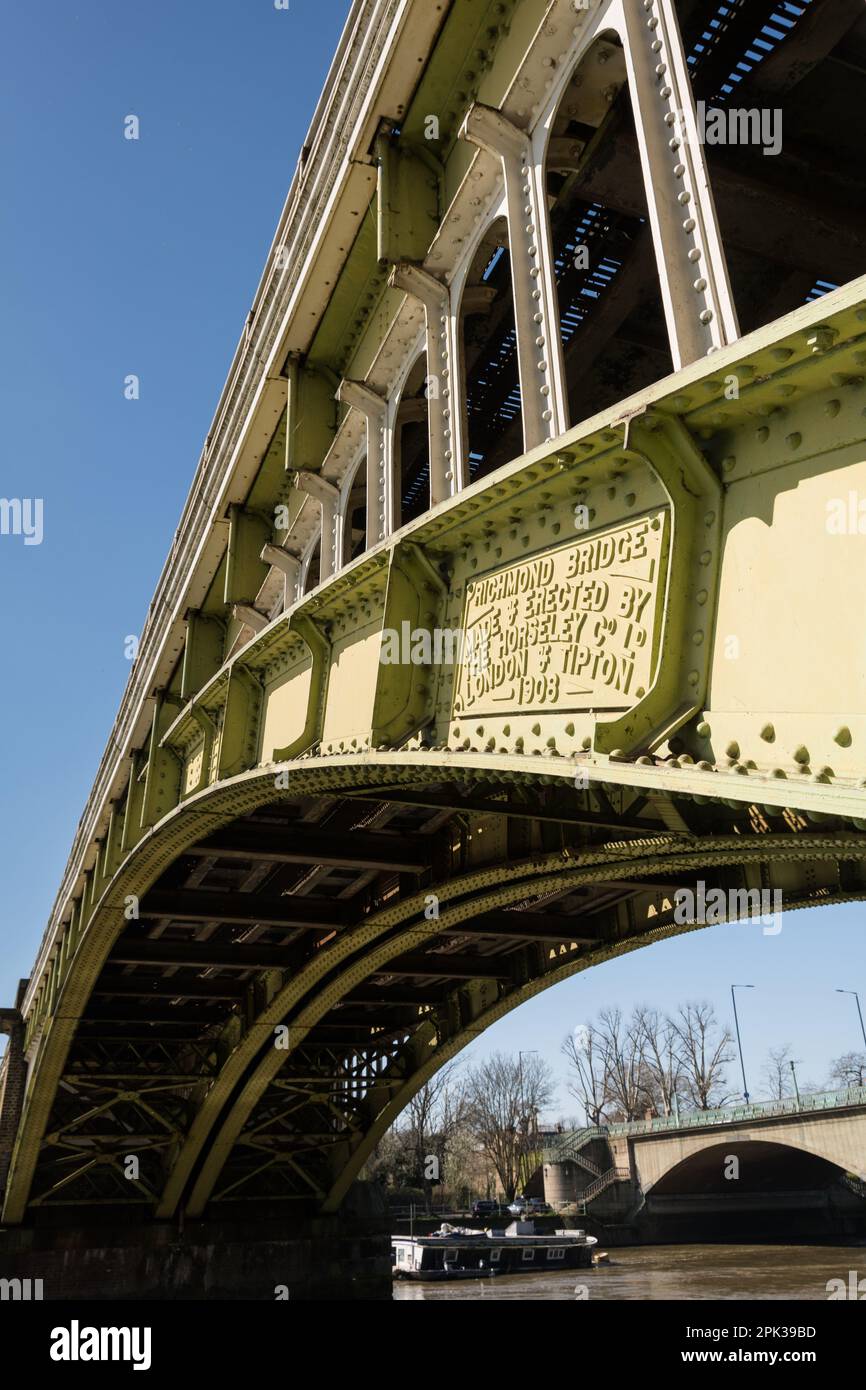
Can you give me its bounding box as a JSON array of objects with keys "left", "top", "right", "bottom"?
[
  {"left": 544, "top": 1092, "right": 866, "bottom": 1241},
  {"left": 630, "top": 1107, "right": 866, "bottom": 1196}
]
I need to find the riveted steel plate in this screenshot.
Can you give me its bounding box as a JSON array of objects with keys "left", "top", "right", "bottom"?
[{"left": 452, "top": 509, "right": 669, "bottom": 718}]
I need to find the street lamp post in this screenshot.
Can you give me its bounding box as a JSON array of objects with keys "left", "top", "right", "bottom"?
[
  {"left": 789, "top": 1059, "right": 801, "bottom": 1106},
  {"left": 835, "top": 989, "right": 866, "bottom": 1054},
  {"left": 518, "top": 1050, "right": 538, "bottom": 1201},
  {"left": 731, "top": 985, "right": 755, "bottom": 1104}
]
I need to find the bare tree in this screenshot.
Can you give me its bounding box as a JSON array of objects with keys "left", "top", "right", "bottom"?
[
  {"left": 398, "top": 1060, "right": 467, "bottom": 1209},
  {"left": 561, "top": 1024, "right": 607, "bottom": 1126},
  {"left": 635, "top": 1005, "right": 682, "bottom": 1117},
  {"left": 596, "top": 1007, "right": 650, "bottom": 1121},
  {"left": 762, "top": 1044, "right": 795, "bottom": 1100},
  {"left": 465, "top": 1051, "right": 555, "bottom": 1201},
  {"left": 827, "top": 1051, "right": 866, "bottom": 1089},
  {"left": 670, "top": 1001, "right": 734, "bottom": 1110}
]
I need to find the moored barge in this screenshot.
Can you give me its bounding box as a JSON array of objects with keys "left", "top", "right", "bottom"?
[{"left": 392, "top": 1220, "right": 597, "bottom": 1280}]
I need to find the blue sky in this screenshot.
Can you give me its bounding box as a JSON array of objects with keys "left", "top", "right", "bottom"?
[{"left": 1, "top": 1, "right": 863, "bottom": 1106}]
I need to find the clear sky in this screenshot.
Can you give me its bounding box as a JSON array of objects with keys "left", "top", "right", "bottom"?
[{"left": 1, "top": 1, "right": 863, "bottom": 1104}]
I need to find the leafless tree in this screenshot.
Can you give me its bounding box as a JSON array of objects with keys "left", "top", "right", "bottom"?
[
  {"left": 464, "top": 1051, "right": 555, "bottom": 1201},
  {"left": 561, "top": 1024, "right": 607, "bottom": 1126},
  {"left": 827, "top": 1050, "right": 866, "bottom": 1089},
  {"left": 595, "top": 1007, "right": 650, "bottom": 1120},
  {"left": 762, "top": 1044, "right": 795, "bottom": 1100},
  {"left": 670, "top": 1001, "right": 734, "bottom": 1110},
  {"left": 635, "top": 1005, "right": 682, "bottom": 1117},
  {"left": 398, "top": 1060, "right": 467, "bottom": 1209}
]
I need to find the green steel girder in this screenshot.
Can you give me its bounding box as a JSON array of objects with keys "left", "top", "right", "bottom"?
[
  {"left": 217, "top": 666, "right": 263, "bottom": 780},
  {"left": 181, "top": 611, "right": 226, "bottom": 701},
  {"left": 375, "top": 131, "right": 441, "bottom": 267},
  {"left": 140, "top": 695, "right": 182, "bottom": 832},
  {"left": 224, "top": 505, "right": 271, "bottom": 608},
  {"left": 592, "top": 411, "right": 722, "bottom": 756},
  {"left": 369, "top": 541, "right": 448, "bottom": 746},
  {"left": 285, "top": 358, "right": 339, "bottom": 474}
]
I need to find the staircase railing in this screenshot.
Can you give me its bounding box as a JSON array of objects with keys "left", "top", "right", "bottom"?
[{"left": 579, "top": 1166, "right": 632, "bottom": 1205}]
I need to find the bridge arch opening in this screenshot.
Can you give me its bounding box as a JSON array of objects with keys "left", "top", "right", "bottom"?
[
  {"left": 301, "top": 537, "right": 320, "bottom": 595},
  {"left": 541, "top": 32, "right": 674, "bottom": 431},
  {"left": 457, "top": 215, "right": 522, "bottom": 482},
  {"left": 6, "top": 756, "right": 865, "bottom": 1228},
  {"left": 649, "top": 1140, "right": 848, "bottom": 1198},
  {"left": 393, "top": 352, "right": 431, "bottom": 529},
  {"left": 341, "top": 448, "right": 368, "bottom": 565}
]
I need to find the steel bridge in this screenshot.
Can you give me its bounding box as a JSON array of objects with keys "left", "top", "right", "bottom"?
[{"left": 2, "top": 0, "right": 866, "bottom": 1282}]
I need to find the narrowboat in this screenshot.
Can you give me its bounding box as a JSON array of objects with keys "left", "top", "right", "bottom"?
[{"left": 392, "top": 1220, "right": 597, "bottom": 1280}]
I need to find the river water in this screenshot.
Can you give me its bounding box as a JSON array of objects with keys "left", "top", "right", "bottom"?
[{"left": 392, "top": 1243, "right": 865, "bottom": 1300}]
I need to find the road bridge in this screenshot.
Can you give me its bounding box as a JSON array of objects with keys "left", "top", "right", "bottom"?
[
  {"left": 2, "top": 0, "right": 866, "bottom": 1296},
  {"left": 544, "top": 1088, "right": 866, "bottom": 1241}
]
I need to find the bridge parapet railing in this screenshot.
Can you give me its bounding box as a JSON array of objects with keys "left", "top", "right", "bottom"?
[
  {"left": 607, "top": 1085, "right": 866, "bottom": 1137},
  {"left": 544, "top": 1087, "right": 866, "bottom": 1155}
]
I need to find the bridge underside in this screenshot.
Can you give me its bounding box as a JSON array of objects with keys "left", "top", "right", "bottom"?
[{"left": 10, "top": 756, "right": 866, "bottom": 1230}]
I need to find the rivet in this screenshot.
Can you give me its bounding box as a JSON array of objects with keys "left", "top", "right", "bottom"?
[
  {"left": 793, "top": 745, "right": 810, "bottom": 765},
  {"left": 786, "top": 432, "right": 802, "bottom": 449},
  {"left": 760, "top": 724, "right": 775, "bottom": 743},
  {"left": 834, "top": 726, "right": 852, "bottom": 748},
  {"left": 726, "top": 741, "right": 740, "bottom": 759}
]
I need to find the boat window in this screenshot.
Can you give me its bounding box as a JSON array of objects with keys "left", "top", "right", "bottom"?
[
  {"left": 548, "top": 1248, "right": 565, "bottom": 1261},
  {"left": 489, "top": 1249, "right": 501, "bottom": 1264},
  {"left": 521, "top": 1247, "right": 534, "bottom": 1263}
]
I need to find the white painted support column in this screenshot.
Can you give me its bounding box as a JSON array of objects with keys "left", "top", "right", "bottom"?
[
  {"left": 388, "top": 263, "right": 458, "bottom": 506},
  {"left": 336, "top": 380, "right": 389, "bottom": 546},
  {"left": 293, "top": 471, "right": 340, "bottom": 581},
  {"left": 261, "top": 541, "right": 302, "bottom": 609},
  {"left": 460, "top": 103, "right": 566, "bottom": 450},
  {"left": 615, "top": 0, "right": 739, "bottom": 366}
]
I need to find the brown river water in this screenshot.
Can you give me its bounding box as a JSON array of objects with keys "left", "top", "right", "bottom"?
[{"left": 392, "top": 1243, "right": 865, "bottom": 1300}]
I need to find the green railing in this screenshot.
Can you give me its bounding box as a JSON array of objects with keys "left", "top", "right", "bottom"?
[{"left": 544, "top": 1086, "right": 866, "bottom": 1159}]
